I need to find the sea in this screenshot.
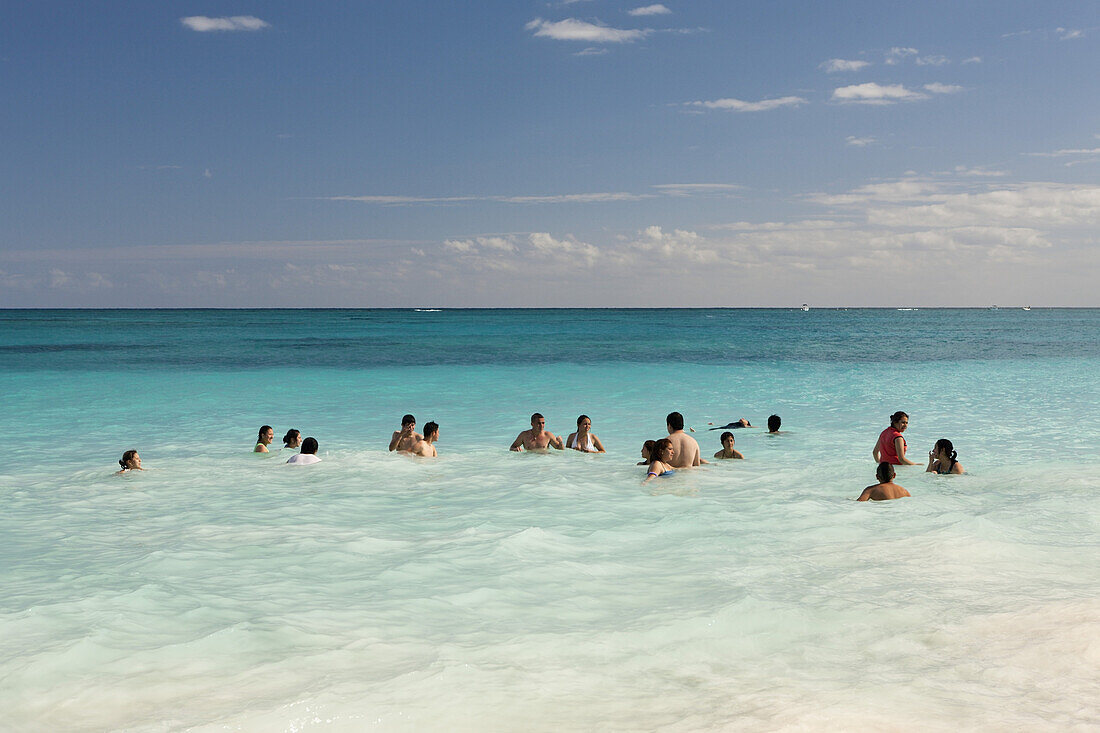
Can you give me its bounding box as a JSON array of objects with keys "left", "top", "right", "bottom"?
[{"left": 2, "top": 308, "right": 1098, "bottom": 731}]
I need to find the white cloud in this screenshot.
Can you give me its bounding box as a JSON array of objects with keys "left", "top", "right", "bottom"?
[
  {"left": 501, "top": 192, "right": 648, "bottom": 203},
  {"left": 528, "top": 232, "right": 600, "bottom": 264},
  {"left": 203, "top": 168, "right": 213, "bottom": 178},
  {"left": 962, "top": 56, "right": 982, "bottom": 64},
  {"left": 846, "top": 136, "right": 876, "bottom": 147},
  {"left": 628, "top": 4, "right": 671, "bottom": 16},
  {"left": 526, "top": 18, "right": 650, "bottom": 43},
  {"left": 820, "top": 58, "right": 870, "bottom": 73},
  {"left": 832, "top": 83, "right": 926, "bottom": 104},
  {"left": 884, "top": 47, "right": 918, "bottom": 64},
  {"left": 688, "top": 95, "right": 807, "bottom": 112},
  {"left": 916, "top": 54, "right": 950, "bottom": 66},
  {"left": 180, "top": 16, "right": 270, "bottom": 32},
  {"left": 444, "top": 236, "right": 518, "bottom": 254},
  {"left": 1024, "top": 147, "right": 1100, "bottom": 158},
  {"left": 923, "top": 82, "right": 964, "bottom": 94},
  {"left": 951, "top": 166, "right": 1008, "bottom": 177},
  {"left": 575, "top": 47, "right": 610, "bottom": 56},
  {"left": 1057, "top": 27, "right": 1084, "bottom": 40},
  {"left": 652, "top": 183, "right": 741, "bottom": 196}
]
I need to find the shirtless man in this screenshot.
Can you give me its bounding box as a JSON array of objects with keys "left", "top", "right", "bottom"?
[
  {"left": 389, "top": 414, "right": 422, "bottom": 452},
  {"left": 857, "top": 463, "right": 911, "bottom": 502},
  {"left": 510, "top": 413, "right": 564, "bottom": 451},
  {"left": 666, "top": 412, "right": 705, "bottom": 467},
  {"left": 405, "top": 421, "right": 439, "bottom": 457}
]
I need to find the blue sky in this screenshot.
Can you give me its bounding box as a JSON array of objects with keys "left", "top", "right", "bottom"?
[{"left": 2, "top": 1, "right": 1098, "bottom": 306}]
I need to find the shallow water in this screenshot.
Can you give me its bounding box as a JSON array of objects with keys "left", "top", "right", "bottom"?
[{"left": 2, "top": 309, "right": 1098, "bottom": 730}]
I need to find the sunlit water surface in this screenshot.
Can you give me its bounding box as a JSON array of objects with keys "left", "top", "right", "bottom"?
[{"left": 2, "top": 309, "right": 1098, "bottom": 730}]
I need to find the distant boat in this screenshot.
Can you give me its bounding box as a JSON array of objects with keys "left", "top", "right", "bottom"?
[
  {"left": 800, "top": 303, "right": 810, "bottom": 311},
  {"left": 989, "top": 305, "right": 999, "bottom": 311},
  {"left": 897, "top": 308, "right": 917, "bottom": 311},
  {"left": 1023, "top": 305, "right": 1032, "bottom": 311}
]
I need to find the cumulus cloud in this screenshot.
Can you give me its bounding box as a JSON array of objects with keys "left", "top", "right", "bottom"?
[
  {"left": 628, "top": 4, "right": 671, "bottom": 16},
  {"left": 832, "top": 82, "right": 926, "bottom": 104},
  {"left": 688, "top": 95, "right": 806, "bottom": 112},
  {"left": 526, "top": 17, "right": 649, "bottom": 43},
  {"left": 846, "top": 136, "right": 876, "bottom": 147},
  {"left": 820, "top": 58, "right": 871, "bottom": 73},
  {"left": 962, "top": 56, "right": 982, "bottom": 64},
  {"left": 180, "top": 16, "right": 269, "bottom": 32},
  {"left": 884, "top": 47, "right": 918, "bottom": 64}
]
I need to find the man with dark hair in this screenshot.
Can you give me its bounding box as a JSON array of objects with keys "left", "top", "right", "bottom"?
[
  {"left": 406, "top": 422, "right": 439, "bottom": 457},
  {"left": 510, "top": 412, "right": 564, "bottom": 451},
  {"left": 767, "top": 414, "right": 782, "bottom": 434},
  {"left": 666, "top": 411, "right": 704, "bottom": 467},
  {"left": 389, "top": 414, "right": 421, "bottom": 452}
]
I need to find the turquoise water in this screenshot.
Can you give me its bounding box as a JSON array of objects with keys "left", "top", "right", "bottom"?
[{"left": 2, "top": 309, "right": 1098, "bottom": 730}]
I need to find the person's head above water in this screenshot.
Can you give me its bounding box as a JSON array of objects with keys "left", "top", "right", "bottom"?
[
  {"left": 401, "top": 414, "right": 416, "bottom": 427},
  {"left": 423, "top": 421, "right": 439, "bottom": 440},
  {"left": 258, "top": 425, "right": 274, "bottom": 444},
  {"left": 768, "top": 414, "right": 781, "bottom": 432},
  {"left": 576, "top": 414, "right": 591, "bottom": 429},
  {"left": 933, "top": 438, "right": 956, "bottom": 459},
  {"left": 720, "top": 432, "right": 735, "bottom": 448},
  {"left": 301, "top": 437, "right": 318, "bottom": 455},
  {"left": 651, "top": 438, "right": 674, "bottom": 462},
  {"left": 530, "top": 413, "right": 545, "bottom": 430},
  {"left": 119, "top": 449, "right": 140, "bottom": 470},
  {"left": 641, "top": 439, "right": 655, "bottom": 460},
  {"left": 283, "top": 429, "right": 301, "bottom": 448},
  {"left": 890, "top": 411, "right": 909, "bottom": 431},
  {"left": 666, "top": 412, "right": 685, "bottom": 432},
  {"left": 876, "top": 462, "right": 896, "bottom": 483}
]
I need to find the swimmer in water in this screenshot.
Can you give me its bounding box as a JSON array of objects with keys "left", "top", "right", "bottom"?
[
  {"left": 565, "top": 414, "right": 606, "bottom": 453},
  {"left": 644, "top": 438, "right": 676, "bottom": 482},
  {"left": 510, "top": 412, "right": 564, "bottom": 451},
  {"left": 873, "top": 411, "right": 915, "bottom": 465},
  {"left": 766, "top": 414, "right": 782, "bottom": 434},
  {"left": 116, "top": 449, "right": 143, "bottom": 474},
  {"left": 282, "top": 429, "right": 302, "bottom": 450},
  {"left": 405, "top": 421, "right": 439, "bottom": 457},
  {"left": 389, "top": 414, "right": 422, "bottom": 452},
  {"left": 255, "top": 425, "right": 274, "bottom": 453},
  {"left": 667, "top": 412, "right": 706, "bottom": 467},
  {"left": 926, "top": 439, "right": 965, "bottom": 474},
  {"left": 637, "top": 439, "right": 656, "bottom": 465},
  {"left": 857, "top": 462, "right": 911, "bottom": 501},
  {"left": 708, "top": 418, "right": 753, "bottom": 430},
  {"left": 713, "top": 432, "right": 745, "bottom": 459},
  {"left": 286, "top": 437, "right": 321, "bottom": 465}
]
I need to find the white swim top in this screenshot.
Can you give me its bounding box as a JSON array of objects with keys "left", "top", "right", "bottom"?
[
  {"left": 286, "top": 453, "right": 321, "bottom": 465},
  {"left": 567, "top": 433, "right": 599, "bottom": 452}
]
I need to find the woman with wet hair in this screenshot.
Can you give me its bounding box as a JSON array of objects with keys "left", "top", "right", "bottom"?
[
  {"left": 566, "top": 414, "right": 605, "bottom": 453},
  {"left": 873, "top": 411, "right": 915, "bottom": 465},
  {"left": 926, "top": 439, "right": 965, "bottom": 474},
  {"left": 637, "top": 440, "right": 656, "bottom": 465},
  {"left": 283, "top": 429, "right": 302, "bottom": 450},
  {"left": 644, "top": 438, "right": 676, "bottom": 482},
  {"left": 255, "top": 425, "right": 274, "bottom": 453},
  {"left": 116, "top": 450, "right": 143, "bottom": 474}
]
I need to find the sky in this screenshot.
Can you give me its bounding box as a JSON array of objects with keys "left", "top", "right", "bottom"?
[{"left": 1, "top": 0, "right": 1098, "bottom": 307}]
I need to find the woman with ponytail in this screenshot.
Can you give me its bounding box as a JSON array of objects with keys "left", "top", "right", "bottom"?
[
  {"left": 926, "top": 439, "right": 965, "bottom": 474},
  {"left": 873, "top": 411, "right": 915, "bottom": 465}
]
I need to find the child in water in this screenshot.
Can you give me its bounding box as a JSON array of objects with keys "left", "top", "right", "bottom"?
[{"left": 857, "top": 462, "right": 910, "bottom": 501}]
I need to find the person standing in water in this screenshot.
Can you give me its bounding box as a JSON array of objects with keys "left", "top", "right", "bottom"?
[
  {"left": 282, "top": 429, "right": 302, "bottom": 450},
  {"left": 389, "top": 415, "right": 422, "bottom": 452},
  {"left": 565, "top": 415, "right": 605, "bottom": 453},
  {"left": 255, "top": 425, "right": 274, "bottom": 453},
  {"left": 116, "top": 450, "right": 144, "bottom": 474},
  {"left": 405, "top": 422, "right": 440, "bottom": 457},
  {"left": 644, "top": 438, "right": 676, "bottom": 482},
  {"left": 873, "top": 411, "right": 915, "bottom": 465},
  {"left": 926, "top": 439, "right": 965, "bottom": 474},
  {"left": 858, "top": 462, "right": 911, "bottom": 501},
  {"left": 666, "top": 412, "right": 705, "bottom": 467},
  {"left": 713, "top": 432, "right": 745, "bottom": 459},
  {"left": 767, "top": 415, "right": 782, "bottom": 434},
  {"left": 286, "top": 437, "right": 321, "bottom": 465},
  {"left": 510, "top": 413, "right": 564, "bottom": 451}
]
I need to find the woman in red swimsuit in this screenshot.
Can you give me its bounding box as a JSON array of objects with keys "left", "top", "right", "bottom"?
[{"left": 873, "top": 411, "right": 915, "bottom": 465}]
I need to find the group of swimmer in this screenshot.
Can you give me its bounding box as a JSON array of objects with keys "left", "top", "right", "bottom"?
[{"left": 116, "top": 409, "right": 964, "bottom": 500}]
